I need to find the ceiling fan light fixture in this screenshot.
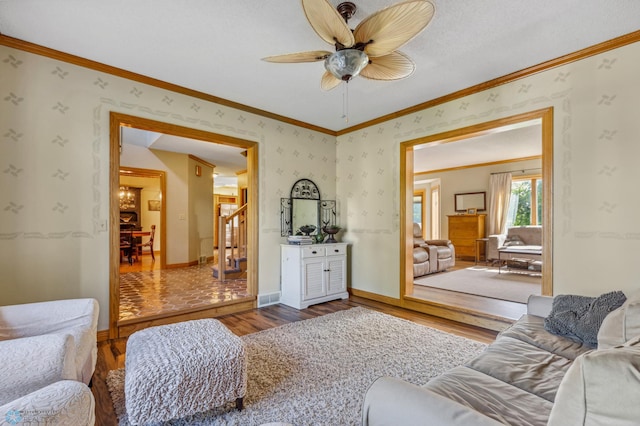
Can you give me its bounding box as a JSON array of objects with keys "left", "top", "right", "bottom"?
[{"left": 324, "top": 49, "right": 369, "bottom": 81}]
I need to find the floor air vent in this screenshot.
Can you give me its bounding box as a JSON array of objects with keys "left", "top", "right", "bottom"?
[{"left": 258, "top": 292, "right": 281, "bottom": 307}]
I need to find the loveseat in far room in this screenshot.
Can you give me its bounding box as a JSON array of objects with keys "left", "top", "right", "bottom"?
[
  {"left": 362, "top": 290, "right": 640, "bottom": 426},
  {"left": 487, "top": 225, "right": 542, "bottom": 262}
]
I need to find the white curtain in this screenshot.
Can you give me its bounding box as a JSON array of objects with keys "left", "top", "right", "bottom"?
[{"left": 488, "top": 172, "right": 512, "bottom": 235}]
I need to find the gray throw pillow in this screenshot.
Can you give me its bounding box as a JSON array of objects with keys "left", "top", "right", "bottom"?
[{"left": 544, "top": 291, "right": 627, "bottom": 347}]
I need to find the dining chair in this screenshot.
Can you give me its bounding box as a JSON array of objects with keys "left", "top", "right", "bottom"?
[
  {"left": 137, "top": 225, "right": 156, "bottom": 261},
  {"left": 120, "top": 232, "right": 133, "bottom": 265}
]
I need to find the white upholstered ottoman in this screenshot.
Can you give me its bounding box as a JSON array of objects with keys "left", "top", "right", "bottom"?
[{"left": 125, "top": 319, "right": 247, "bottom": 425}]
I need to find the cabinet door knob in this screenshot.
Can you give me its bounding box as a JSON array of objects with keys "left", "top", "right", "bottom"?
[
  {"left": 334, "top": 249, "right": 339, "bottom": 252},
  {"left": 311, "top": 251, "right": 317, "bottom": 254}
]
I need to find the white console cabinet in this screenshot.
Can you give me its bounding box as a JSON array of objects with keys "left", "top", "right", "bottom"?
[{"left": 280, "top": 243, "right": 348, "bottom": 309}]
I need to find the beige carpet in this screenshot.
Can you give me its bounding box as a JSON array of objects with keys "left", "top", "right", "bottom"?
[
  {"left": 415, "top": 266, "right": 541, "bottom": 304},
  {"left": 107, "top": 307, "right": 487, "bottom": 425}
]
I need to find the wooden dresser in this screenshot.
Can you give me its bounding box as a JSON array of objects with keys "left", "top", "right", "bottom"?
[{"left": 448, "top": 214, "right": 486, "bottom": 260}]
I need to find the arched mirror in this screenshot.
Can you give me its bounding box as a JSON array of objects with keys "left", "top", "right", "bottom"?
[{"left": 281, "top": 179, "right": 336, "bottom": 236}]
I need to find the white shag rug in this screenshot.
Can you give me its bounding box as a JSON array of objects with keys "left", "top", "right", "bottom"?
[{"left": 107, "top": 307, "right": 487, "bottom": 425}]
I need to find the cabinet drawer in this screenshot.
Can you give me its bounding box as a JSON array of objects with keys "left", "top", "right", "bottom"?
[
  {"left": 301, "top": 246, "right": 325, "bottom": 258},
  {"left": 456, "top": 246, "right": 475, "bottom": 256},
  {"left": 325, "top": 245, "right": 346, "bottom": 256}
]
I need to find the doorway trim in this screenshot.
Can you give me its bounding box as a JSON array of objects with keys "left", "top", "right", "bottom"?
[
  {"left": 400, "top": 107, "right": 553, "bottom": 316},
  {"left": 109, "top": 112, "right": 259, "bottom": 338}
]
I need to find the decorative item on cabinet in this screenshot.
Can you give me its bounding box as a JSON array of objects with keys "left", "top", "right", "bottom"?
[
  {"left": 322, "top": 225, "right": 341, "bottom": 243},
  {"left": 280, "top": 243, "right": 348, "bottom": 309},
  {"left": 299, "top": 225, "right": 316, "bottom": 236},
  {"left": 448, "top": 214, "right": 486, "bottom": 260}
]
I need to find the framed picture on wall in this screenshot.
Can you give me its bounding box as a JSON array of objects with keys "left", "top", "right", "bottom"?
[{"left": 148, "top": 200, "right": 161, "bottom": 211}]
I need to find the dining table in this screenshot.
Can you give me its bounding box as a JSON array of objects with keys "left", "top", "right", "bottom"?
[{"left": 120, "top": 230, "right": 151, "bottom": 264}]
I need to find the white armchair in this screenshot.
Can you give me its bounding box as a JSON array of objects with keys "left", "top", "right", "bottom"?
[
  {"left": 0, "top": 298, "right": 99, "bottom": 384},
  {"left": 0, "top": 299, "right": 99, "bottom": 424},
  {"left": 0, "top": 381, "right": 95, "bottom": 425}
]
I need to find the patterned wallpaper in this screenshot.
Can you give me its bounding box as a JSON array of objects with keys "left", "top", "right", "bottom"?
[
  {"left": 2, "top": 38, "right": 640, "bottom": 328},
  {"left": 338, "top": 41, "right": 640, "bottom": 298},
  {"left": 0, "top": 45, "right": 336, "bottom": 329}
]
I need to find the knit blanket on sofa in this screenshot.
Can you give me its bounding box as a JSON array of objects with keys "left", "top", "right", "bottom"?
[{"left": 544, "top": 291, "right": 626, "bottom": 347}]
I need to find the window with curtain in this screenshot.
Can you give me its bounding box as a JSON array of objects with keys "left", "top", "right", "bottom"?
[
  {"left": 506, "top": 176, "right": 542, "bottom": 227},
  {"left": 430, "top": 185, "right": 440, "bottom": 239},
  {"left": 413, "top": 195, "right": 423, "bottom": 227}
]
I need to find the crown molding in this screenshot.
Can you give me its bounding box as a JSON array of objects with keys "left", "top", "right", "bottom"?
[
  {"left": 336, "top": 30, "right": 640, "bottom": 135},
  {"left": 3, "top": 30, "right": 639, "bottom": 137},
  {"left": 0, "top": 34, "right": 336, "bottom": 136}
]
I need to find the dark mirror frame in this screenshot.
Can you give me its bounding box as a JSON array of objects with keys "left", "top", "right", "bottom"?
[
  {"left": 280, "top": 178, "right": 336, "bottom": 236},
  {"left": 454, "top": 191, "right": 486, "bottom": 212}
]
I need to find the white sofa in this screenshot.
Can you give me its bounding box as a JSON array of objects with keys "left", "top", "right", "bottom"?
[
  {"left": 362, "top": 291, "right": 640, "bottom": 425},
  {"left": 0, "top": 298, "right": 99, "bottom": 425}
]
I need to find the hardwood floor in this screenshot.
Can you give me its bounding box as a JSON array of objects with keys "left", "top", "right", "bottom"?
[{"left": 92, "top": 295, "right": 498, "bottom": 425}]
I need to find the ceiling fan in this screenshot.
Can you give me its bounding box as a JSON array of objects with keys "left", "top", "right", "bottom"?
[{"left": 262, "top": 0, "right": 435, "bottom": 91}]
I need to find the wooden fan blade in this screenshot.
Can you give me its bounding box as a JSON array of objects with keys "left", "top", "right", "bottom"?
[
  {"left": 321, "top": 71, "right": 342, "bottom": 91},
  {"left": 262, "top": 50, "right": 332, "bottom": 63},
  {"left": 359, "top": 51, "right": 415, "bottom": 81},
  {"left": 354, "top": 0, "right": 434, "bottom": 58},
  {"left": 302, "top": 0, "right": 355, "bottom": 48}
]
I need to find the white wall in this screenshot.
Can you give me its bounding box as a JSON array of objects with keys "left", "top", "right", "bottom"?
[
  {"left": 139, "top": 187, "right": 161, "bottom": 252},
  {"left": 0, "top": 44, "right": 337, "bottom": 330},
  {"left": 215, "top": 187, "right": 238, "bottom": 196},
  {"left": 338, "top": 41, "right": 640, "bottom": 299},
  {"left": 189, "top": 158, "right": 214, "bottom": 261}
]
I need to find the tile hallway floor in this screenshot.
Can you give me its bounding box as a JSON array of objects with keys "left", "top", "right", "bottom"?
[{"left": 119, "top": 260, "right": 249, "bottom": 322}]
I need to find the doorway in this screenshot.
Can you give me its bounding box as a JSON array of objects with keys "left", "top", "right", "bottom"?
[
  {"left": 400, "top": 108, "right": 553, "bottom": 329},
  {"left": 118, "top": 167, "right": 165, "bottom": 271},
  {"left": 109, "top": 112, "right": 259, "bottom": 338}
]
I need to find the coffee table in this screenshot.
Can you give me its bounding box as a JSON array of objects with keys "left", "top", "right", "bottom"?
[{"left": 498, "top": 247, "right": 542, "bottom": 275}]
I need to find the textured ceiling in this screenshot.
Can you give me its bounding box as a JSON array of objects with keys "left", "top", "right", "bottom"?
[
  {"left": 413, "top": 121, "right": 542, "bottom": 173},
  {"left": 1, "top": 0, "right": 639, "bottom": 134},
  {"left": 121, "top": 127, "right": 246, "bottom": 185}
]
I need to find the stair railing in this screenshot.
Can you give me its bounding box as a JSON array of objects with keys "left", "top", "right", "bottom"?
[{"left": 217, "top": 203, "right": 247, "bottom": 281}]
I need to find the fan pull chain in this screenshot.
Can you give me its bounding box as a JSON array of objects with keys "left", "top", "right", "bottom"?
[{"left": 342, "top": 82, "right": 349, "bottom": 123}]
